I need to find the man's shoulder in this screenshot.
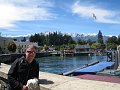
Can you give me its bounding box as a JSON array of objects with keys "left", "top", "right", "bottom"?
[{"left": 12, "top": 56, "right": 25, "bottom": 64}]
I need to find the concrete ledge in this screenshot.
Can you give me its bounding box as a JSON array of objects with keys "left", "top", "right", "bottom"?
[
  {"left": 39, "top": 72, "right": 120, "bottom": 90},
  {"left": 0, "top": 63, "right": 10, "bottom": 79},
  {"left": 0, "top": 63, "right": 120, "bottom": 90}
]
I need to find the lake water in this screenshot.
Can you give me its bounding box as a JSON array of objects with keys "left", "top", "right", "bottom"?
[{"left": 36, "top": 55, "right": 107, "bottom": 74}]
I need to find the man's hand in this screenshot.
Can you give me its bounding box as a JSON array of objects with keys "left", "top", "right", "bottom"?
[{"left": 22, "top": 85, "right": 28, "bottom": 90}]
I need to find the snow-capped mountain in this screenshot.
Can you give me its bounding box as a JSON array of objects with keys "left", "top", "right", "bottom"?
[
  {"left": 71, "top": 33, "right": 109, "bottom": 42},
  {"left": 8, "top": 32, "right": 109, "bottom": 42}
]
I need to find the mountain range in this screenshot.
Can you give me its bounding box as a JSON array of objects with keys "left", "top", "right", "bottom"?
[{"left": 11, "top": 32, "right": 109, "bottom": 42}]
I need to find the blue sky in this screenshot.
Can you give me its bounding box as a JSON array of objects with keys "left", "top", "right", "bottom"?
[{"left": 0, "top": 0, "right": 120, "bottom": 37}]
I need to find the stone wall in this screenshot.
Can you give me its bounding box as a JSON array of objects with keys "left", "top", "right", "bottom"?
[
  {"left": 0, "top": 54, "right": 24, "bottom": 64},
  {"left": 0, "top": 52, "right": 51, "bottom": 64}
]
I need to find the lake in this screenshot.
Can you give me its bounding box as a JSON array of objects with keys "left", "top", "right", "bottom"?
[{"left": 36, "top": 55, "right": 107, "bottom": 74}]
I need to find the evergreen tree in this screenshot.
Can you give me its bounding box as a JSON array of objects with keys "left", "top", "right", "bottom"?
[
  {"left": 21, "top": 37, "right": 26, "bottom": 42},
  {"left": 98, "top": 30, "right": 104, "bottom": 44},
  {"left": 118, "top": 35, "right": 120, "bottom": 44},
  {"left": 29, "top": 31, "right": 75, "bottom": 46},
  {"left": 107, "top": 36, "right": 118, "bottom": 44}
]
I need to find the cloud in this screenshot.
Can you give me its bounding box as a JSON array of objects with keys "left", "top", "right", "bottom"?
[
  {"left": 6, "top": 34, "right": 32, "bottom": 37},
  {"left": 0, "top": 0, "right": 56, "bottom": 28},
  {"left": 71, "top": 1, "right": 120, "bottom": 24}
]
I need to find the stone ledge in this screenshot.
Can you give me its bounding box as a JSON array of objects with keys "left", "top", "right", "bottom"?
[{"left": 39, "top": 72, "right": 120, "bottom": 90}]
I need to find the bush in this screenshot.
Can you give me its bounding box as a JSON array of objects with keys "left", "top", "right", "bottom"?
[{"left": 7, "top": 42, "right": 17, "bottom": 52}]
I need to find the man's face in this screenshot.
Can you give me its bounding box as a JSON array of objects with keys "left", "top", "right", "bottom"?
[{"left": 25, "top": 47, "right": 36, "bottom": 63}]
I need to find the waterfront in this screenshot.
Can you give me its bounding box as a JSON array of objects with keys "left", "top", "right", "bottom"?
[{"left": 37, "top": 55, "right": 107, "bottom": 74}]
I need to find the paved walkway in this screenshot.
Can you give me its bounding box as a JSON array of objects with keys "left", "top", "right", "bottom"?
[
  {"left": 76, "top": 74, "right": 120, "bottom": 83},
  {"left": 117, "top": 66, "right": 120, "bottom": 70}
]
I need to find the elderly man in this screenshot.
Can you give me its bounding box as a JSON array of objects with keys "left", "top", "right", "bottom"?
[{"left": 8, "top": 45, "right": 39, "bottom": 90}]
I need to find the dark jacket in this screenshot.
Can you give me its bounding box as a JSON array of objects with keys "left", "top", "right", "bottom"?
[{"left": 8, "top": 56, "right": 39, "bottom": 90}]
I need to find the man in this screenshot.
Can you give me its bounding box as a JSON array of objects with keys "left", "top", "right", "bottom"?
[{"left": 8, "top": 45, "right": 39, "bottom": 90}]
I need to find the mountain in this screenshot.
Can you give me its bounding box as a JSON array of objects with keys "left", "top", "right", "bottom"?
[
  {"left": 72, "top": 33, "right": 109, "bottom": 42},
  {"left": 10, "top": 36, "right": 30, "bottom": 42},
  {"left": 46, "top": 32, "right": 110, "bottom": 42}
]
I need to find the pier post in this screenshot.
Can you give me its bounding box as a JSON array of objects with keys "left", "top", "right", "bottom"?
[
  {"left": 117, "top": 50, "right": 120, "bottom": 65},
  {"left": 117, "top": 45, "right": 120, "bottom": 67},
  {"left": 113, "top": 51, "right": 119, "bottom": 69}
]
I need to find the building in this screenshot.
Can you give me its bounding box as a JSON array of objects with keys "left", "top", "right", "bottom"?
[
  {"left": 74, "top": 44, "right": 93, "bottom": 55},
  {"left": 14, "top": 41, "right": 38, "bottom": 53}
]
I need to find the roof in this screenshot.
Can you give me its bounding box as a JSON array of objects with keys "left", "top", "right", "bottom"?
[{"left": 75, "top": 45, "right": 90, "bottom": 49}]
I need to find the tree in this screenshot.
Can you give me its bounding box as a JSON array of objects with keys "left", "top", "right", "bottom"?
[
  {"left": 107, "top": 36, "right": 118, "bottom": 44},
  {"left": 106, "top": 36, "right": 118, "bottom": 50},
  {"left": 69, "top": 44, "right": 76, "bottom": 50},
  {"left": 29, "top": 31, "right": 75, "bottom": 46},
  {"left": 44, "top": 45, "right": 49, "bottom": 51},
  {"left": 13, "top": 38, "right": 17, "bottom": 41},
  {"left": 77, "top": 39, "right": 87, "bottom": 45},
  {"left": 21, "top": 37, "right": 26, "bottom": 42},
  {"left": 87, "top": 39, "right": 96, "bottom": 46},
  {"left": 98, "top": 30, "right": 104, "bottom": 44},
  {"left": 106, "top": 43, "right": 117, "bottom": 50},
  {"left": 7, "top": 42, "right": 17, "bottom": 52},
  {"left": 118, "top": 35, "right": 120, "bottom": 44},
  {"left": 91, "top": 43, "right": 101, "bottom": 50},
  {"left": 17, "top": 46, "right": 22, "bottom": 53}
]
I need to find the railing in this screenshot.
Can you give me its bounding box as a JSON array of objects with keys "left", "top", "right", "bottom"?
[{"left": 107, "top": 50, "right": 120, "bottom": 69}]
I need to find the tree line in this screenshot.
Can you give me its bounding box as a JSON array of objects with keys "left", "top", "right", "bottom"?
[
  {"left": 29, "top": 32, "right": 75, "bottom": 46},
  {"left": 29, "top": 30, "right": 120, "bottom": 50},
  {"left": 5, "top": 30, "right": 120, "bottom": 53}
]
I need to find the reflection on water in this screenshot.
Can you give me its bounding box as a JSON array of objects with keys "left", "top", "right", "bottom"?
[{"left": 36, "top": 55, "right": 107, "bottom": 74}]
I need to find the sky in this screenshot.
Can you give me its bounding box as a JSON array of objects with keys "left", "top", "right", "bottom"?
[{"left": 0, "top": 0, "right": 120, "bottom": 37}]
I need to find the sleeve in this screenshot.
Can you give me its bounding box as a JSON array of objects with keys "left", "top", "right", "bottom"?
[
  {"left": 36, "top": 62, "right": 39, "bottom": 78},
  {"left": 8, "top": 59, "right": 23, "bottom": 90},
  {"left": 33, "top": 60, "right": 39, "bottom": 78}
]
